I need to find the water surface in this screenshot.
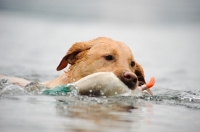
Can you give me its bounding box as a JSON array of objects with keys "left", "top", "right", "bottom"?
[{"left": 0, "top": 0, "right": 200, "bottom": 132}]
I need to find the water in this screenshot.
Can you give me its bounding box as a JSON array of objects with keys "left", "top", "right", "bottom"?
[
  {"left": 1, "top": 86, "right": 200, "bottom": 132},
  {"left": 0, "top": 0, "right": 200, "bottom": 132}
]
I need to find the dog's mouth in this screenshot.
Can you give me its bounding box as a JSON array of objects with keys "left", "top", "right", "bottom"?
[{"left": 138, "top": 81, "right": 145, "bottom": 86}]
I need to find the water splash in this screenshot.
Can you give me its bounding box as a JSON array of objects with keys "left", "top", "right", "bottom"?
[
  {"left": 0, "top": 79, "right": 24, "bottom": 95},
  {"left": 1, "top": 79, "right": 200, "bottom": 109},
  {"left": 0, "top": 79, "right": 46, "bottom": 95},
  {"left": 143, "top": 88, "right": 200, "bottom": 109},
  {"left": 24, "top": 81, "right": 47, "bottom": 95},
  {"left": 0, "top": 79, "right": 79, "bottom": 96},
  {"left": 68, "top": 84, "right": 79, "bottom": 96},
  {"left": 181, "top": 89, "right": 200, "bottom": 103}
]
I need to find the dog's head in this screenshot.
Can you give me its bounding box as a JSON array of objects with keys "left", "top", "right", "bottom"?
[{"left": 57, "top": 37, "right": 146, "bottom": 90}]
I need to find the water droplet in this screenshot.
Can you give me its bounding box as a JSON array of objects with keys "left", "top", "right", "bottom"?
[{"left": 100, "top": 90, "right": 104, "bottom": 95}]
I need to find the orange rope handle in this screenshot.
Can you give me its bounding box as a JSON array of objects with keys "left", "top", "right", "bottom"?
[
  {"left": 146, "top": 77, "right": 155, "bottom": 88},
  {"left": 138, "top": 77, "right": 155, "bottom": 95}
]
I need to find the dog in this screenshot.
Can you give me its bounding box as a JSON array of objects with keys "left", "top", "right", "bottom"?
[
  {"left": 43, "top": 37, "right": 146, "bottom": 89},
  {"left": 0, "top": 37, "right": 146, "bottom": 94}
]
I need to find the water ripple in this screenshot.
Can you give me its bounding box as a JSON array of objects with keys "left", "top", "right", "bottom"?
[
  {"left": 1, "top": 79, "right": 200, "bottom": 109},
  {"left": 143, "top": 88, "right": 200, "bottom": 109}
]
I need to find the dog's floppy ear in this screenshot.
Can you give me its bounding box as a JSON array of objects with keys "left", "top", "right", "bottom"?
[
  {"left": 56, "top": 42, "right": 93, "bottom": 71},
  {"left": 135, "top": 62, "right": 146, "bottom": 86}
]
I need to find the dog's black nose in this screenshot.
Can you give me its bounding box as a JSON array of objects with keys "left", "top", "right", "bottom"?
[{"left": 121, "top": 71, "right": 138, "bottom": 90}]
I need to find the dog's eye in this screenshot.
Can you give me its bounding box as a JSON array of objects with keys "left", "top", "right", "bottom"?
[
  {"left": 104, "top": 55, "right": 114, "bottom": 61},
  {"left": 131, "top": 61, "right": 135, "bottom": 67}
]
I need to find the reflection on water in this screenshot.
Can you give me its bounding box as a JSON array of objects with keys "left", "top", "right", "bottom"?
[
  {"left": 0, "top": 80, "right": 200, "bottom": 132},
  {"left": 56, "top": 97, "right": 144, "bottom": 132},
  {"left": 1, "top": 93, "right": 200, "bottom": 132}
]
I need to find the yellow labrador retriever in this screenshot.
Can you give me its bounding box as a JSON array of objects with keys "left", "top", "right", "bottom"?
[{"left": 0, "top": 37, "right": 146, "bottom": 95}]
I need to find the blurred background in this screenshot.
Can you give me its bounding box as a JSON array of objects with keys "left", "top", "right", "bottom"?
[{"left": 0, "top": 0, "right": 200, "bottom": 90}]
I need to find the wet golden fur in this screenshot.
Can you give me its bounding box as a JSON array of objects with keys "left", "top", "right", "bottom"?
[
  {"left": 44, "top": 37, "right": 146, "bottom": 88},
  {"left": 0, "top": 37, "right": 146, "bottom": 89}
]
